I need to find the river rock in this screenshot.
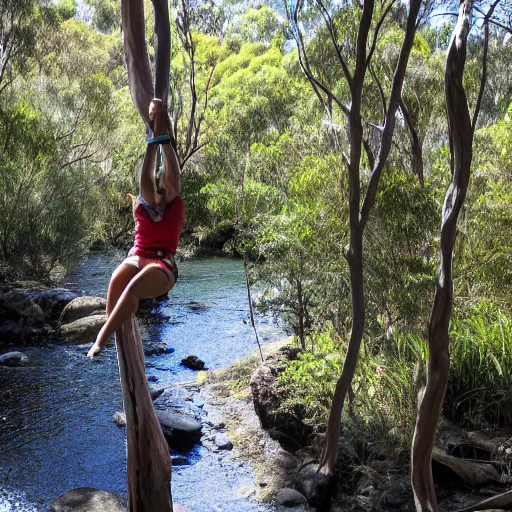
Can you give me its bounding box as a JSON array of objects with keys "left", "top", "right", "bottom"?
[
  {"left": 0, "top": 321, "right": 24, "bottom": 342},
  {"left": 58, "top": 314, "right": 106, "bottom": 342},
  {"left": 0, "top": 290, "right": 45, "bottom": 325},
  {"left": 171, "top": 455, "right": 190, "bottom": 466},
  {"left": 48, "top": 487, "right": 126, "bottom": 511},
  {"left": 181, "top": 355, "right": 205, "bottom": 371},
  {"left": 276, "top": 488, "right": 309, "bottom": 510},
  {"left": 144, "top": 341, "right": 173, "bottom": 356},
  {"left": 294, "top": 463, "right": 330, "bottom": 507},
  {"left": 214, "top": 432, "right": 233, "bottom": 450},
  {"left": 30, "top": 288, "right": 79, "bottom": 324},
  {"left": 59, "top": 296, "right": 107, "bottom": 325},
  {"left": 150, "top": 387, "right": 165, "bottom": 400},
  {"left": 155, "top": 409, "right": 202, "bottom": 447},
  {"left": 113, "top": 411, "right": 126, "bottom": 427},
  {"left": 250, "top": 364, "right": 278, "bottom": 428},
  {"left": 0, "top": 351, "right": 30, "bottom": 367}
]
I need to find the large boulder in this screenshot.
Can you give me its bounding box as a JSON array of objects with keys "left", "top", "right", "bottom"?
[
  {"left": 250, "top": 364, "right": 279, "bottom": 429},
  {"left": 58, "top": 314, "right": 106, "bottom": 342},
  {"left": 250, "top": 354, "right": 313, "bottom": 451},
  {"left": 30, "top": 288, "right": 79, "bottom": 325},
  {"left": 0, "top": 290, "right": 45, "bottom": 325},
  {"left": 155, "top": 409, "right": 202, "bottom": 448},
  {"left": 0, "top": 351, "right": 30, "bottom": 367},
  {"left": 48, "top": 488, "right": 126, "bottom": 512},
  {"left": 294, "top": 463, "right": 330, "bottom": 507},
  {"left": 59, "top": 296, "right": 107, "bottom": 326},
  {"left": 276, "top": 488, "right": 310, "bottom": 511}
]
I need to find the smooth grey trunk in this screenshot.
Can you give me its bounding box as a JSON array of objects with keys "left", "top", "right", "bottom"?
[
  {"left": 116, "top": 316, "right": 173, "bottom": 512},
  {"left": 411, "top": 2, "right": 474, "bottom": 510}
]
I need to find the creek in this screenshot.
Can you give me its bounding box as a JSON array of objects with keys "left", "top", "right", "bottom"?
[{"left": 0, "top": 252, "right": 287, "bottom": 511}]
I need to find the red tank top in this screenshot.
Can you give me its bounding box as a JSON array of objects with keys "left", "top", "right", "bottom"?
[{"left": 131, "top": 196, "right": 185, "bottom": 256}]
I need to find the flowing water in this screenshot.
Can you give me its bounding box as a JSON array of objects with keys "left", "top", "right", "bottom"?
[{"left": 0, "top": 253, "right": 287, "bottom": 511}]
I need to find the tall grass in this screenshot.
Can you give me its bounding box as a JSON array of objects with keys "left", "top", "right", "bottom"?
[
  {"left": 447, "top": 306, "right": 512, "bottom": 427},
  {"left": 276, "top": 305, "right": 512, "bottom": 460}
]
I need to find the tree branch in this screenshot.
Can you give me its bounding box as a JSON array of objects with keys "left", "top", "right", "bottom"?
[
  {"left": 315, "top": 0, "right": 353, "bottom": 89},
  {"left": 360, "top": 0, "right": 422, "bottom": 231},
  {"left": 472, "top": 0, "right": 501, "bottom": 133},
  {"left": 366, "top": 0, "right": 396, "bottom": 69}
]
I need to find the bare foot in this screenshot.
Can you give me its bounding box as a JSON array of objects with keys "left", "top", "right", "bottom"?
[{"left": 87, "top": 341, "right": 103, "bottom": 358}]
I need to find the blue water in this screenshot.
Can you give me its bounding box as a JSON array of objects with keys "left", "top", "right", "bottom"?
[{"left": 0, "top": 253, "right": 286, "bottom": 511}]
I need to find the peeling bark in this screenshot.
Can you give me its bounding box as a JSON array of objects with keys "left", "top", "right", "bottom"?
[
  {"left": 116, "top": 316, "right": 173, "bottom": 512},
  {"left": 411, "top": 2, "right": 476, "bottom": 511}
]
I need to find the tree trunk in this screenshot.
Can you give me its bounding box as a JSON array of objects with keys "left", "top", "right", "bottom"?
[
  {"left": 316, "top": 0, "right": 422, "bottom": 476},
  {"left": 318, "top": 227, "right": 365, "bottom": 474},
  {"left": 115, "top": 316, "right": 173, "bottom": 512},
  {"left": 411, "top": 2, "right": 474, "bottom": 510}
]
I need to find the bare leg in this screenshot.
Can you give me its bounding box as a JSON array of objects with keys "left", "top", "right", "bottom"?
[
  {"left": 121, "top": 0, "right": 154, "bottom": 126},
  {"left": 87, "top": 265, "right": 175, "bottom": 357},
  {"left": 106, "top": 263, "right": 139, "bottom": 315},
  {"left": 151, "top": 0, "right": 171, "bottom": 106}
]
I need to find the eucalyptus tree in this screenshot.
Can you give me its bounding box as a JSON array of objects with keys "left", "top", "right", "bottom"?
[
  {"left": 286, "top": 0, "right": 423, "bottom": 493},
  {"left": 411, "top": 1, "right": 511, "bottom": 510}
]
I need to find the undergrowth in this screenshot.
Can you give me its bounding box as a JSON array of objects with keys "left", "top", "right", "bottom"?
[{"left": 277, "top": 303, "right": 512, "bottom": 459}]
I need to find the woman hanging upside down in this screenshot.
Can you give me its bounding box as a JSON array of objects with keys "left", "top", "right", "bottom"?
[{"left": 87, "top": 0, "right": 183, "bottom": 358}]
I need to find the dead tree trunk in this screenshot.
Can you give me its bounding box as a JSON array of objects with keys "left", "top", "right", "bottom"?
[
  {"left": 115, "top": 315, "right": 173, "bottom": 512},
  {"left": 411, "top": 2, "right": 474, "bottom": 510}
]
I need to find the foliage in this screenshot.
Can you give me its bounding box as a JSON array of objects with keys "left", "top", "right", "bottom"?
[{"left": 1, "top": 0, "right": 512, "bottom": 459}]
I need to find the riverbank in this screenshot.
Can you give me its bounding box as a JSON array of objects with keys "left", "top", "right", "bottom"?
[
  {"left": 207, "top": 341, "right": 512, "bottom": 512},
  {"left": 0, "top": 255, "right": 287, "bottom": 511}
]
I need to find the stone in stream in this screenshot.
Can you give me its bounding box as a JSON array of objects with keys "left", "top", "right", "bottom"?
[
  {"left": 155, "top": 409, "right": 202, "bottom": 447},
  {"left": 0, "top": 321, "right": 24, "bottom": 343},
  {"left": 144, "top": 341, "right": 174, "bottom": 356},
  {"left": 0, "top": 351, "right": 30, "bottom": 367},
  {"left": 58, "top": 296, "right": 106, "bottom": 326},
  {"left": 276, "top": 488, "right": 309, "bottom": 511},
  {"left": 113, "top": 411, "right": 126, "bottom": 427},
  {"left": 48, "top": 488, "right": 126, "bottom": 512},
  {"left": 29, "top": 288, "right": 80, "bottom": 325},
  {"left": 150, "top": 387, "right": 165, "bottom": 400},
  {"left": 0, "top": 290, "right": 45, "bottom": 325},
  {"left": 49, "top": 487, "right": 191, "bottom": 512},
  {"left": 171, "top": 455, "right": 190, "bottom": 466},
  {"left": 181, "top": 355, "right": 205, "bottom": 371},
  {"left": 294, "top": 463, "right": 330, "bottom": 508},
  {"left": 58, "top": 314, "right": 106, "bottom": 342},
  {"left": 214, "top": 432, "right": 233, "bottom": 450},
  {"left": 113, "top": 408, "right": 202, "bottom": 449}
]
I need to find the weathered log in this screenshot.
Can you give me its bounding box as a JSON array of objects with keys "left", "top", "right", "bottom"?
[
  {"left": 456, "top": 489, "right": 512, "bottom": 512},
  {"left": 432, "top": 447, "right": 501, "bottom": 488},
  {"left": 115, "top": 315, "right": 172, "bottom": 512}
]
